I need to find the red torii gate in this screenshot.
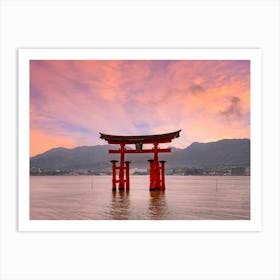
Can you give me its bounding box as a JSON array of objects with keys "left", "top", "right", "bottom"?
[{"left": 100, "top": 130, "right": 181, "bottom": 191}]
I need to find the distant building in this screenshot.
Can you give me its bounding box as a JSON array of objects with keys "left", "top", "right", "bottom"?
[
  {"left": 30, "top": 166, "right": 42, "bottom": 175},
  {"left": 245, "top": 166, "right": 250, "bottom": 176},
  {"left": 231, "top": 167, "right": 245, "bottom": 176},
  {"left": 132, "top": 168, "right": 148, "bottom": 175}
]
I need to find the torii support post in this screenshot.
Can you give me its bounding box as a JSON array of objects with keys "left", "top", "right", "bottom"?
[
  {"left": 148, "top": 160, "right": 155, "bottom": 191},
  {"left": 125, "top": 161, "right": 130, "bottom": 191},
  {"left": 119, "top": 143, "right": 125, "bottom": 191},
  {"left": 160, "top": 160, "right": 166, "bottom": 191},
  {"left": 152, "top": 142, "right": 161, "bottom": 190},
  {"left": 110, "top": 160, "right": 118, "bottom": 191}
]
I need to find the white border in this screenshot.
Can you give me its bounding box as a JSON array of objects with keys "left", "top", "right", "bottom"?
[{"left": 18, "top": 48, "right": 262, "bottom": 231}]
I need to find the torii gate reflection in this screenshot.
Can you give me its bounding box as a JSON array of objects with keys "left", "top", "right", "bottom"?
[{"left": 100, "top": 130, "right": 181, "bottom": 191}]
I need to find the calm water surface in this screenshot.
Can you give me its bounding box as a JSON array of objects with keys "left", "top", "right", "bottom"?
[{"left": 30, "top": 175, "right": 250, "bottom": 220}]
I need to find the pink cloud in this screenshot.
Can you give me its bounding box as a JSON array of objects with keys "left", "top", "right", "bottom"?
[{"left": 30, "top": 60, "right": 250, "bottom": 155}]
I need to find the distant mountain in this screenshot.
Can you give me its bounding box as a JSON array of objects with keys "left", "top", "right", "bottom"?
[
  {"left": 166, "top": 139, "right": 250, "bottom": 168},
  {"left": 30, "top": 145, "right": 118, "bottom": 170},
  {"left": 30, "top": 139, "right": 250, "bottom": 170}
]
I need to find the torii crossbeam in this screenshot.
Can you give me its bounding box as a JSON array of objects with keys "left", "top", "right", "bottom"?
[{"left": 100, "top": 130, "right": 181, "bottom": 191}]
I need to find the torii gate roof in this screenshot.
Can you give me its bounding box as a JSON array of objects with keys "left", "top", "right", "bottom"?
[{"left": 100, "top": 130, "right": 181, "bottom": 144}]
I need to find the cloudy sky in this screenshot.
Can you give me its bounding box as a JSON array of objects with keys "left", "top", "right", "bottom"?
[{"left": 30, "top": 60, "right": 250, "bottom": 156}]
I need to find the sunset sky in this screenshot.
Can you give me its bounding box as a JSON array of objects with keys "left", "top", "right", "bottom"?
[{"left": 30, "top": 60, "right": 250, "bottom": 156}]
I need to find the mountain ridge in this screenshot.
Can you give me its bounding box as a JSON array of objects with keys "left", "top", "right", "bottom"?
[{"left": 30, "top": 138, "right": 250, "bottom": 170}]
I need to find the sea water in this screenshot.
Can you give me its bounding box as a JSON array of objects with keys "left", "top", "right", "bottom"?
[{"left": 30, "top": 175, "right": 250, "bottom": 220}]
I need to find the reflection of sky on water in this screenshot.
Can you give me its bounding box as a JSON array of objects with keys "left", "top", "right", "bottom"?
[
  {"left": 30, "top": 176, "right": 250, "bottom": 220},
  {"left": 108, "top": 190, "right": 169, "bottom": 220},
  {"left": 148, "top": 191, "right": 168, "bottom": 220},
  {"left": 109, "top": 191, "right": 130, "bottom": 220}
]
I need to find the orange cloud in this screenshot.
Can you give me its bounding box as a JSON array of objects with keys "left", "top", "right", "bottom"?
[
  {"left": 30, "top": 60, "right": 250, "bottom": 154},
  {"left": 30, "top": 129, "right": 77, "bottom": 157}
]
